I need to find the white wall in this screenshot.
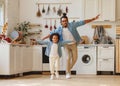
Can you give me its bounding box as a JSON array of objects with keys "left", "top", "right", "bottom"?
[
  {"left": 19, "top": 0, "right": 116, "bottom": 43},
  {"left": 5, "top": 0, "right": 19, "bottom": 36},
  {"left": 19, "top": 0, "right": 84, "bottom": 39}
]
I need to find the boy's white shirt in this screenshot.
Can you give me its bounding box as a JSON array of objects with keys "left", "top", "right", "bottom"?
[{"left": 49, "top": 43, "right": 59, "bottom": 57}]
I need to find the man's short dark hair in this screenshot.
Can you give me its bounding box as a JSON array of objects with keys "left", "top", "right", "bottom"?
[
  {"left": 49, "top": 33, "right": 60, "bottom": 42},
  {"left": 60, "top": 13, "right": 68, "bottom": 22}
]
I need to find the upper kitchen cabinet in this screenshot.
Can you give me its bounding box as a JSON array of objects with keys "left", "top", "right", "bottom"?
[
  {"left": 116, "top": 0, "right": 120, "bottom": 21},
  {"left": 83, "top": 0, "right": 99, "bottom": 20},
  {"left": 100, "top": 0, "right": 115, "bottom": 21},
  {"left": 83, "top": 0, "right": 115, "bottom": 21}
]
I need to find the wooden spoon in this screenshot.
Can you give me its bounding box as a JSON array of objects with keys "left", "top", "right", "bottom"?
[{"left": 36, "top": 4, "right": 41, "bottom": 17}]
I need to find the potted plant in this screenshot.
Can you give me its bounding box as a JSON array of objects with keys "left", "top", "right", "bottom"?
[{"left": 14, "top": 21, "right": 31, "bottom": 43}]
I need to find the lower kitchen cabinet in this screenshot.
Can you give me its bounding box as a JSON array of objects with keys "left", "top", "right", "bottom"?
[
  {"left": 32, "top": 45, "right": 42, "bottom": 71},
  {"left": 0, "top": 44, "right": 31, "bottom": 75},
  {"left": 22, "top": 45, "right": 33, "bottom": 72},
  {"left": 0, "top": 44, "right": 115, "bottom": 76},
  {"left": 97, "top": 45, "right": 114, "bottom": 72},
  {"left": 0, "top": 44, "right": 15, "bottom": 75},
  {"left": 13, "top": 45, "right": 23, "bottom": 74}
]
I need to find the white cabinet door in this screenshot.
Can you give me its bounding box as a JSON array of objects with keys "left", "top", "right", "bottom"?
[
  {"left": 22, "top": 46, "right": 33, "bottom": 72},
  {"left": 0, "top": 44, "right": 13, "bottom": 75},
  {"left": 100, "top": 0, "right": 115, "bottom": 21},
  {"left": 14, "top": 46, "right": 23, "bottom": 74},
  {"left": 84, "top": 0, "right": 99, "bottom": 19},
  {"left": 83, "top": 0, "right": 115, "bottom": 21},
  {"left": 32, "top": 46, "right": 42, "bottom": 71},
  {"left": 9, "top": 45, "right": 15, "bottom": 74},
  {"left": 116, "top": 0, "right": 120, "bottom": 21}
]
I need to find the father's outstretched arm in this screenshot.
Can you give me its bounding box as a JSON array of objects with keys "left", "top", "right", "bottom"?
[
  {"left": 84, "top": 14, "right": 100, "bottom": 24},
  {"left": 42, "top": 34, "right": 50, "bottom": 40}
]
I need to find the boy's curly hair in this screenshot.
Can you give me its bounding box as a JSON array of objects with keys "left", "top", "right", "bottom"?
[{"left": 49, "top": 33, "right": 60, "bottom": 42}]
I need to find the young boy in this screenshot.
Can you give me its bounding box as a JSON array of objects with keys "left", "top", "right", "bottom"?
[{"left": 37, "top": 33, "right": 71, "bottom": 80}]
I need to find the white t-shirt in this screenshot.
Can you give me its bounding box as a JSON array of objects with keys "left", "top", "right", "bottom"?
[
  {"left": 62, "top": 27, "right": 76, "bottom": 44},
  {"left": 49, "top": 43, "right": 59, "bottom": 57}
]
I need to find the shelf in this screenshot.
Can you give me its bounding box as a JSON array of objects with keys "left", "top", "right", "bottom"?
[
  {"left": 28, "top": 32, "right": 41, "bottom": 36},
  {"left": 29, "top": 24, "right": 41, "bottom": 27},
  {"left": 36, "top": 2, "right": 72, "bottom": 5},
  {"left": 92, "top": 25, "right": 112, "bottom": 29},
  {"left": 44, "top": 17, "right": 80, "bottom": 19}
]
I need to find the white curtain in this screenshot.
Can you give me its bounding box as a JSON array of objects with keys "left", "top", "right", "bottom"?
[{"left": 0, "top": 3, "right": 4, "bottom": 33}]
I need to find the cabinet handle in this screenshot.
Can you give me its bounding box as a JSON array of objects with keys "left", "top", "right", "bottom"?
[
  {"left": 103, "top": 46, "right": 109, "bottom": 48},
  {"left": 103, "top": 59, "right": 109, "bottom": 61},
  {"left": 26, "top": 46, "right": 30, "bottom": 48},
  {"left": 19, "top": 45, "right": 22, "bottom": 47},
  {"left": 104, "top": 20, "right": 110, "bottom": 22}
]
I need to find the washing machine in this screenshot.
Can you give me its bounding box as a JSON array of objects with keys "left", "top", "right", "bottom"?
[{"left": 76, "top": 45, "right": 96, "bottom": 74}]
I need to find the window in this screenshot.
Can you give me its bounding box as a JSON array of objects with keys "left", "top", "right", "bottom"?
[{"left": 0, "top": 2, "right": 4, "bottom": 34}]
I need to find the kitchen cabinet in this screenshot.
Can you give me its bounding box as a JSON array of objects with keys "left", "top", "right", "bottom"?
[
  {"left": 83, "top": 0, "right": 115, "bottom": 21},
  {"left": 13, "top": 45, "right": 23, "bottom": 74},
  {"left": 83, "top": 0, "right": 99, "bottom": 20},
  {"left": 22, "top": 45, "right": 33, "bottom": 72},
  {"left": 100, "top": 0, "right": 115, "bottom": 21},
  {"left": 0, "top": 44, "right": 35, "bottom": 75},
  {"left": 0, "top": 44, "right": 15, "bottom": 75},
  {"left": 116, "top": 0, "right": 120, "bottom": 21},
  {"left": 32, "top": 45, "right": 42, "bottom": 71},
  {"left": 97, "top": 45, "right": 114, "bottom": 72}
]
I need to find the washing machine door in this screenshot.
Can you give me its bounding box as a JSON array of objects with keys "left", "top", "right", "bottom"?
[{"left": 81, "top": 54, "right": 92, "bottom": 65}]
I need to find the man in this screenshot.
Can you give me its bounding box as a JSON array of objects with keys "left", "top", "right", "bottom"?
[{"left": 42, "top": 13, "right": 100, "bottom": 79}]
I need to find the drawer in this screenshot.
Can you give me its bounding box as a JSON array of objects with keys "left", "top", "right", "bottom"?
[
  {"left": 97, "top": 58, "right": 114, "bottom": 71},
  {"left": 98, "top": 46, "right": 114, "bottom": 59}
]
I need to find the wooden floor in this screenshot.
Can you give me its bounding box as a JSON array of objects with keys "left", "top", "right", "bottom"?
[{"left": 0, "top": 75, "right": 120, "bottom": 86}]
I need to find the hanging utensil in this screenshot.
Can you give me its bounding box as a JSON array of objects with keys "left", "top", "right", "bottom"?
[
  {"left": 36, "top": 4, "right": 42, "bottom": 17},
  {"left": 50, "top": 19, "right": 52, "bottom": 31},
  {"left": 66, "top": 6, "right": 68, "bottom": 13},
  {"left": 45, "top": 19, "right": 48, "bottom": 28},
  {"left": 46, "top": 4, "right": 50, "bottom": 15},
  {"left": 42, "top": 4, "right": 45, "bottom": 13},
  {"left": 54, "top": 20, "right": 57, "bottom": 29},
  {"left": 53, "top": 6, "right": 56, "bottom": 13},
  {"left": 57, "top": 5, "right": 62, "bottom": 16}
]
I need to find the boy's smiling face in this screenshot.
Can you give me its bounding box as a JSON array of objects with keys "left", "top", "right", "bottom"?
[{"left": 52, "top": 35, "right": 59, "bottom": 43}]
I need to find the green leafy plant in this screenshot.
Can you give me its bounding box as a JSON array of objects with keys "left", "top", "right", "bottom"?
[{"left": 14, "top": 21, "right": 31, "bottom": 38}]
